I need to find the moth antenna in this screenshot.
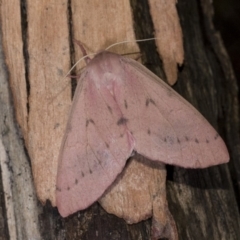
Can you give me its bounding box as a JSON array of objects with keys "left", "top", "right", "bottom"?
[
  {"left": 64, "top": 55, "right": 90, "bottom": 78},
  {"left": 64, "top": 39, "right": 95, "bottom": 78},
  {"left": 65, "top": 53, "right": 95, "bottom": 78},
  {"left": 105, "top": 38, "right": 158, "bottom": 51},
  {"left": 65, "top": 38, "right": 157, "bottom": 78}
]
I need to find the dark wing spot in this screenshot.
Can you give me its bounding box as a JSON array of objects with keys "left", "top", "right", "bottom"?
[
  {"left": 89, "top": 169, "right": 92, "bottom": 174},
  {"left": 185, "top": 136, "right": 189, "bottom": 141},
  {"left": 120, "top": 134, "right": 124, "bottom": 138},
  {"left": 146, "top": 98, "right": 156, "bottom": 107},
  {"left": 107, "top": 105, "right": 112, "bottom": 114},
  {"left": 81, "top": 171, "right": 85, "bottom": 177},
  {"left": 149, "top": 99, "right": 156, "bottom": 105},
  {"left": 206, "top": 139, "right": 209, "bottom": 143},
  {"left": 195, "top": 138, "right": 199, "bottom": 143},
  {"left": 105, "top": 142, "right": 109, "bottom": 148},
  {"left": 67, "top": 186, "right": 70, "bottom": 191},
  {"left": 177, "top": 138, "right": 181, "bottom": 143},
  {"left": 89, "top": 119, "right": 95, "bottom": 124},
  {"left": 56, "top": 186, "right": 61, "bottom": 192},
  {"left": 117, "top": 117, "right": 128, "bottom": 125},
  {"left": 86, "top": 119, "right": 95, "bottom": 127},
  {"left": 164, "top": 137, "right": 167, "bottom": 142},
  {"left": 75, "top": 179, "right": 78, "bottom": 185},
  {"left": 124, "top": 100, "right": 128, "bottom": 109},
  {"left": 214, "top": 133, "right": 219, "bottom": 140},
  {"left": 147, "top": 129, "right": 151, "bottom": 135}
]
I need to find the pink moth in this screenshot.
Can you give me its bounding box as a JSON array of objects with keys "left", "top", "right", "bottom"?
[{"left": 56, "top": 49, "right": 229, "bottom": 217}]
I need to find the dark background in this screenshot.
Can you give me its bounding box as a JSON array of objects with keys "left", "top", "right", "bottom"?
[{"left": 213, "top": 0, "right": 240, "bottom": 85}]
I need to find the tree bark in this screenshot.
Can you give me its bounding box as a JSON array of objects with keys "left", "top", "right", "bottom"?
[{"left": 0, "top": 0, "right": 239, "bottom": 239}]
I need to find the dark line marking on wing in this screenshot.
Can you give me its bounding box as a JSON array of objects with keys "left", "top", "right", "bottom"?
[
  {"left": 147, "top": 129, "right": 151, "bottom": 135},
  {"left": 117, "top": 117, "right": 128, "bottom": 125},
  {"left": 75, "top": 179, "right": 78, "bottom": 185},
  {"left": 124, "top": 100, "right": 128, "bottom": 109},
  {"left": 206, "top": 139, "right": 209, "bottom": 143},
  {"left": 107, "top": 105, "right": 112, "bottom": 114},
  {"left": 214, "top": 133, "right": 219, "bottom": 140},
  {"left": 81, "top": 171, "right": 85, "bottom": 177},
  {"left": 146, "top": 98, "right": 156, "bottom": 107},
  {"left": 195, "top": 138, "right": 199, "bottom": 143},
  {"left": 86, "top": 119, "right": 95, "bottom": 127},
  {"left": 185, "top": 136, "right": 189, "bottom": 141}
]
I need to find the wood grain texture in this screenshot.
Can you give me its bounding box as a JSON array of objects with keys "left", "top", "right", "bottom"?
[
  {"left": 0, "top": 1, "right": 41, "bottom": 239},
  {"left": 1, "top": 0, "right": 71, "bottom": 206},
  {"left": 71, "top": 0, "right": 140, "bottom": 67},
  {"left": 0, "top": 0, "right": 239, "bottom": 239},
  {"left": 99, "top": 155, "right": 178, "bottom": 240},
  {"left": 148, "top": 0, "right": 184, "bottom": 85},
  {"left": 27, "top": 0, "right": 71, "bottom": 205},
  {"left": 1, "top": 0, "right": 28, "bottom": 137}
]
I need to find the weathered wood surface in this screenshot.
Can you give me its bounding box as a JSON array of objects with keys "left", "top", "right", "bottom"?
[{"left": 0, "top": 0, "right": 239, "bottom": 239}]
